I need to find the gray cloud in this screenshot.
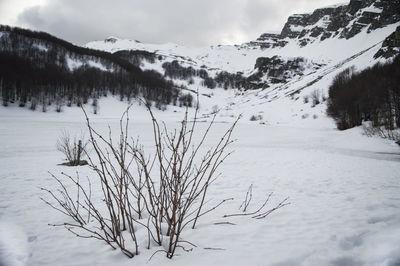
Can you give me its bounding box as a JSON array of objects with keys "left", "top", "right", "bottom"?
[{"left": 13, "top": 0, "right": 346, "bottom": 46}]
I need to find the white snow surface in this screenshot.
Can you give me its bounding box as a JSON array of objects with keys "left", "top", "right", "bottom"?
[
  {"left": 66, "top": 56, "right": 84, "bottom": 70},
  {"left": 0, "top": 96, "right": 399, "bottom": 266},
  {"left": 290, "top": 15, "right": 332, "bottom": 33},
  {"left": 66, "top": 56, "right": 113, "bottom": 72},
  {"left": 361, "top": 5, "right": 383, "bottom": 14},
  {"left": 318, "top": 2, "right": 348, "bottom": 9},
  {"left": 32, "top": 43, "right": 48, "bottom": 52}
]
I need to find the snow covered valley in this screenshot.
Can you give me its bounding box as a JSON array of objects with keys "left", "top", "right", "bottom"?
[
  {"left": 0, "top": 99, "right": 399, "bottom": 266},
  {"left": 1, "top": 0, "right": 400, "bottom": 264}
]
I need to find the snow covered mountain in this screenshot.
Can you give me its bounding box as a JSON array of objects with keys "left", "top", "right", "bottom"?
[
  {"left": 84, "top": 0, "right": 400, "bottom": 126},
  {"left": 1, "top": 0, "right": 399, "bottom": 125}
]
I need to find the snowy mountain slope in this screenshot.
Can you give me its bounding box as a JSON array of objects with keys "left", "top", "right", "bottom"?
[
  {"left": 87, "top": 26, "right": 397, "bottom": 75},
  {"left": 0, "top": 26, "right": 117, "bottom": 73},
  {"left": 85, "top": 0, "right": 400, "bottom": 126},
  {"left": 86, "top": 0, "right": 400, "bottom": 72}
]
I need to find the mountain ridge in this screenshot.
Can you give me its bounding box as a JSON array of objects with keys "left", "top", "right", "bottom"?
[{"left": 1, "top": 0, "right": 400, "bottom": 127}]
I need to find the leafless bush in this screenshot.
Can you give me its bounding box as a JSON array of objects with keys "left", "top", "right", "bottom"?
[
  {"left": 44, "top": 103, "right": 290, "bottom": 260},
  {"left": 55, "top": 96, "right": 64, "bottom": 113},
  {"left": 223, "top": 184, "right": 290, "bottom": 220},
  {"left": 56, "top": 130, "right": 88, "bottom": 166},
  {"left": 362, "top": 123, "right": 400, "bottom": 143},
  {"left": 30, "top": 98, "right": 38, "bottom": 110},
  {"left": 91, "top": 98, "right": 99, "bottom": 114},
  {"left": 310, "top": 89, "right": 321, "bottom": 107},
  {"left": 211, "top": 104, "right": 219, "bottom": 114},
  {"left": 43, "top": 104, "right": 240, "bottom": 259},
  {"left": 250, "top": 114, "right": 263, "bottom": 121}
]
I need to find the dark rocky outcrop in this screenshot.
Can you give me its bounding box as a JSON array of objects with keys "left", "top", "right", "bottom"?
[
  {"left": 250, "top": 33, "right": 288, "bottom": 49},
  {"left": 374, "top": 26, "right": 400, "bottom": 58},
  {"left": 248, "top": 0, "right": 400, "bottom": 49},
  {"left": 247, "top": 56, "right": 322, "bottom": 87}
]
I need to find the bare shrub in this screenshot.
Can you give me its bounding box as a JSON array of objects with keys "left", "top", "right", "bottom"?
[
  {"left": 43, "top": 105, "right": 240, "bottom": 259},
  {"left": 55, "top": 96, "right": 64, "bottom": 113},
  {"left": 43, "top": 104, "right": 289, "bottom": 260},
  {"left": 362, "top": 123, "right": 400, "bottom": 143},
  {"left": 91, "top": 98, "right": 99, "bottom": 114},
  {"left": 211, "top": 104, "right": 219, "bottom": 114},
  {"left": 223, "top": 184, "right": 289, "bottom": 220},
  {"left": 250, "top": 114, "right": 263, "bottom": 121},
  {"left": 41, "top": 102, "right": 47, "bottom": 113},
  {"left": 56, "top": 130, "right": 88, "bottom": 166},
  {"left": 30, "top": 98, "right": 38, "bottom": 110},
  {"left": 310, "top": 89, "right": 321, "bottom": 107}
]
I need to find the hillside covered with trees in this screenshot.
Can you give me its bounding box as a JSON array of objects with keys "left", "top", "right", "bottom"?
[
  {"left": 327, "top": 55, "right": 400, "bottom": 131},
  {"left": 0, "top": 25, "right": 192, "bottom": 111}
]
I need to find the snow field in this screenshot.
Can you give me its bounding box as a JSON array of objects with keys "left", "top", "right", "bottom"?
[{"left": 0, "top": 99, "right": 399, "bottom": 266}]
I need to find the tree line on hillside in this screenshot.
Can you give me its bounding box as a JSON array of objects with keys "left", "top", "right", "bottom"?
[
  {"left": 161, "top": 60, "right": 252, "bottom": 90},
  {"left": 327, "top": 55, "right": 400, "bottom": 130},
  {"left": 0, "top": 26, "right": 193, "bottom": 110},
  {"left": 113, "top": 50, "right": 158, "bottom": 67},
  {"left": 0, "top": 25, "right": 146, "bottom": 71}
]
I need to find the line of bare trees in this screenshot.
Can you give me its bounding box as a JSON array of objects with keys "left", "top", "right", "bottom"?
[{"left": 327, "top": 55, "right": 400, "bottom": 130}]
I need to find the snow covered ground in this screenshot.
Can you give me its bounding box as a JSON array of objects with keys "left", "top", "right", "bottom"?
[{"left": 0, "top": 97, "right": 399, "bottom": 266}]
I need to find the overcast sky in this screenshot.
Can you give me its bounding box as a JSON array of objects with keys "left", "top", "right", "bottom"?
[{"left": 0, "top": 0, "right": 347, "bottom": 46}]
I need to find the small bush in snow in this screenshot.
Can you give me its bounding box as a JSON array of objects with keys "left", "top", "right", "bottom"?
[
  {"left": 91, "top": 98, "right": 99, "bottom": 114},
  {"left": 30, "top": 98, "right": 38, "bottom": 110},
  {"left": 362, "top": 123, "right": 400, "bottom": 144},
  {"left": 250, "top": 114, "right": 263, "bottom": 121},
  {"left": 55, "top": 96, "right": 64, "bottom": 112},
  {"left": 211, "top": 105, "right": 219, "bottom": 114},
  {"left": 301, "top": 113, "right": 309, "bottom": 119},
  {"left": 56, "top": 130, "right": 88, "bottom": 166},
  {"left": 310, "top": 89, "right": 321, "bottom": 107}
]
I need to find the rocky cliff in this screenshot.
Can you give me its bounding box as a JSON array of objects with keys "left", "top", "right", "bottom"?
[{"left": 251, "top": 0, "right": 400, "bottom": 48}]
